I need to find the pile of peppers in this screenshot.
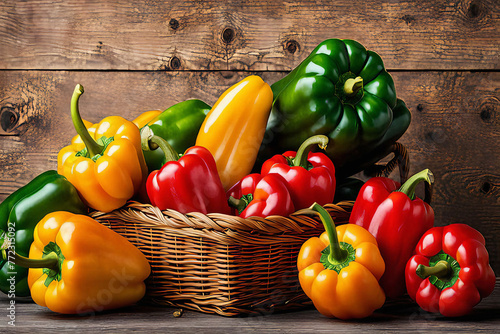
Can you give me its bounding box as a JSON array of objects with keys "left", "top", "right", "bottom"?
[{"left": 0, "top": 38, "right": 496, "bottom": 319}]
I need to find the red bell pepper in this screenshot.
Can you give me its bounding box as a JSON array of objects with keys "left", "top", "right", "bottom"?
[
  {"left": 405, "top": 224, "right": 496, "bottom": 317},
  {"left": 145, "top": 127, "right": 231, "bottom": 215},
  {"left": 349, "top": 169, "right": 435, "bottom": 298},
  {"left": 260, "top": 135, "right": 335, "bottom": 210},
  {"left": 227, "top": 173, "right": 295, "bottom": 218}
]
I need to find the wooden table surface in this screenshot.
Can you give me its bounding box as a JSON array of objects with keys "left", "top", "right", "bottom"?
[
  {"left": 1, "top": 0, "right": 499, "bottom": 274},
  {"left": 1, "top": 278, "right": 499, "bottom": 333}
]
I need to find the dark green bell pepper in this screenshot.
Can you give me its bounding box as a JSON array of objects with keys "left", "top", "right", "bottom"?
[
  {"left": 141, "top": 99, "right": 211, "bottom": 171},
  {"left": 333, "top": 177, "right": 365, "bottom": 203},
  {"left": 259, "top": 39, "right": 411, "bottom": 178},
  {"left": 0, "top": 170, "right": 87, "bottom": 296}
]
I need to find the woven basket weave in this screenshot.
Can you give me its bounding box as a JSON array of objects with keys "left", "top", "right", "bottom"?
[
  {"left": 91, "top": 201, "right": 353, "bottom": 316},
  {"left": 91, "top": 142, "right": 409, "bottom": 316}
]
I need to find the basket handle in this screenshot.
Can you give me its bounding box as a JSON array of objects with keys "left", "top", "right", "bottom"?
[
  {"left": 424, "top": 176, "right": 433, "bottom": 205},
  {"left": 364, "top": 142, "right": 410, "bottom": 184},
  {"left": 364, "top": 142, "right": 433, "bottom": 205}
]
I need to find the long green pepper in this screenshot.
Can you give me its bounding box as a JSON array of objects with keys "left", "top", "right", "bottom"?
[
  {"left": 0, "top": 170, "right": 87, "bottom": 296},
  {"left": 141, "top": 99, "right": 211, "bottom": 171}
]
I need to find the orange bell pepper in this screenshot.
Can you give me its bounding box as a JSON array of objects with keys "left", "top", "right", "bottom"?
[
  {"left": 195, "top": 75, "right": 273, "bottom": 190},
  {"left": 297, "top": 203, "right": 386, "bottom": 319},
  {"left": 58, "top": 84, "right": 148, "bottom": 212},
  {"left": 8, "top": 211, "right": 151, "bottom": 314}
]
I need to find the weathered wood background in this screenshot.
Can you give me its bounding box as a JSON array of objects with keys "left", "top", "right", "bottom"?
[{"left": 0, "top": 1, "right": 499, "bottom": 273}]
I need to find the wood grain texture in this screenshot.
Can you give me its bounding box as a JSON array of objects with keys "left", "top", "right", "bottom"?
[
  {"left": 0, "top": 1, "right": 498, "bottom": 330},
  {"left": 0, "top": 0, "right": 498, "bottom": 71},
  {"left": 0, "top": 278, "right": 499, "bottom": 332},
  {"left": 0, "top": 70, "right": 499, "bottom": 272}
]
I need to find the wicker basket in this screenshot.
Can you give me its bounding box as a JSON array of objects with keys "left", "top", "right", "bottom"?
[
  {"left": 91, "top": 201, "right": 353, "bottom": 316},
  {"left": 91, "top": 142, "right": 409, "bottom": 317}
]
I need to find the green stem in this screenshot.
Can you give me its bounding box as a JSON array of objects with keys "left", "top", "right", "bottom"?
[
  {"left": 140, "top": 126, "right": 179, "bottom": 162},
  {"left": 71, "top": 84, "right": 103, "bottom": 157},
  {"left": 310, "top": 202, "right": 346, "bottom": 264},
  {"left": 0, "top": 230, "right": 8, "bottom": 261},
  {"left": 0, "top": 230, "right": 9, "bottom": 251},
  {"left": 343, "top": 76, "right": 363, "bottom": 96},
  {"left": 398, "top": 169, "right": 434, "bottom": 200},
  {"left": 416, "top": 260, "right": 452, "bottom": 280},
  {"left": 293, "top": 135, "right": 329, "bottom": 168},
  {"left": 3, "top": 251, "right": 59, "bottom": 272}
]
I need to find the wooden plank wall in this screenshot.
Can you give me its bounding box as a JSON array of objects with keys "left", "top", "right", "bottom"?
[{"left": 0, "top": 1, "right": 499, "bottom": 272}]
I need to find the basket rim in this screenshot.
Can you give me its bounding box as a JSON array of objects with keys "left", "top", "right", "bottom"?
[{"left": 91, "top": 200, "right": 354, "bottom": 235}]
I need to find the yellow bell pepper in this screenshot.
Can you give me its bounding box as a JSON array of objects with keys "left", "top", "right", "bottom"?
[
  {"left": 195, "top": 75, "right": 273, "bottom": 190},
  {"left": 9, "top": 211, "right": 151, "bottom": 314},
  {"left": 297, "top": 203, "right": 386, "bottom": 319},
  {"left": 58, "top": 85, "right": 148, "bottom": 212},
  {"left": 73, "top": 109, "right": 160, "bottom": 148}
]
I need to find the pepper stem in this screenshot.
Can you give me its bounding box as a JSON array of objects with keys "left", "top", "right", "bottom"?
[
  {"left": 416, "top": 260, "right": 452, "bottom": 280},
  {"left": 71, "top": 84, "right": 103, "bottom": 157},
  {"left": 344, "top": 76, "right": 363, "bottom": 96},
  {"left": 310, "top": 202, "right": 347, "bottom": 264},
  {"left": 0, "top": 230, "right": 9, "bottom": 260},
  {"left": 140, "top": 126, "right": 179, "bottom": 162},
  {"left": 228, "top": 195, "right": 253, "bottom": 215},
  {"left": 398, "top": 169, "right": 434, "bottom": 200},
  {"left": 0, "top": 230, "right": 9, "bottom": 250},
  {"left": 293, "top": 135, "right": 329, "bottom": 168},
  {"left": 2, "top": 250, "right": 59, "bottom": 272}
]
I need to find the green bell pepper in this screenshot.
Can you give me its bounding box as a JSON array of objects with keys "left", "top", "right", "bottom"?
[
  {"left": 141, "top": 99, "right": 211, "bottom": 171},
  {"left": 260, "top": 39, "right": 411, "bottom": 178},
  {"left": 0, "top": 170, "right": 87, "bottom": 296},
  {"left": 333, "top": 177, "right": 365, "bottom": 203}
]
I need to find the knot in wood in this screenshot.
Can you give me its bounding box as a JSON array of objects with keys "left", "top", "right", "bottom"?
[
  {"left": 169, "top": 18, "right": 179, "bottom": 30},
  {"left": 285, "top": 40, "right": 299, "bottom": 54},
  {"left": 222, "top": 28, "right": 235, "bottom": 44},
  {"left": 480, "top": 181, "right": 492, "bottom": 194},
  {"left": 401, "top": 14, "right": 415, "bottom": 25},
  {"left": 480, "top": 107, "right": 493, "bottom": 122},
  {"left": 467, "top": 0, "right": 482, "bottom": 18},
  {"left": 0, "top": 105, "right": 18, "bottom": 133},
  {"left": 478, "top": 98, "right": 497, "bottom": 123},
  {"left": 170, "top": 56, "right": 181, "bottom": 70}
]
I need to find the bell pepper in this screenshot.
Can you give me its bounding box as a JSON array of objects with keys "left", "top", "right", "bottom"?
[
  {"left": 1, "top": 211, "right": 151, "bottom": 314},
  {"left": 261, "top": 135, "right": 336, "bottom": 210},
  {"left": 259, "top": 39, "right": 411, "bottom": 178},
  {"left": 57, "top": 84, "right": 148, "bottom": 212},
  {"left": 227, "top": 173, "right": 295, "bottom": 218},
  {"left": 139, "top": 100, "right": 211, "bottom": 172},
  {"left": 405, "top": 224, "right": 496, "bottom": 317},
  {"left": 349, "top": 169, "right": 435, "bottom": 298},
  {"left": 0, "top": 171, "right": 87, "bottom": 297},
  {"left": 195, "top": 75, "right": 273, "bottom": 190},
  {"left": 145, "top": 131, "right": 231, "bottom": 215},
  {"left": 297, "top": 203, "right": 385, "bottom": 319},
  {"left": 333, "top": 177, "right": 365, "bottom": 203}
]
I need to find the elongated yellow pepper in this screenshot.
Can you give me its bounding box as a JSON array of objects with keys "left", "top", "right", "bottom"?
[
  {"left": 195, "top": 75, "right": 273, "bottom": 190},
  {"left": 132, "top": 110, "right": 162, "bottom": 129}
]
